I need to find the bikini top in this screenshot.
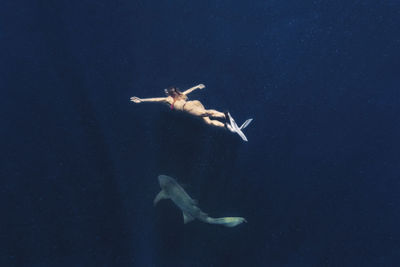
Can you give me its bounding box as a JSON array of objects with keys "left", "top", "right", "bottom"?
[
  {"left": 170, "top": 99, "right": 176, "bottom": 110},
  {"left": 170, "top": 99, "right": 187, "bottom": 111}
]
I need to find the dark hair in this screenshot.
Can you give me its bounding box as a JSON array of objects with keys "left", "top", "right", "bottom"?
[{"left": 164, "top": 87, "right": 187, "bottom": 100}]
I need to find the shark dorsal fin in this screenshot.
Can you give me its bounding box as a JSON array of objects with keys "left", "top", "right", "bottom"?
[{"left": 183, "top": 212, "right": 195, "bottom": 224}]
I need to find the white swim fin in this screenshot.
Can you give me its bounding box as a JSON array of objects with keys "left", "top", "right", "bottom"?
[
  {"left": 227, "top": 112, "right": 248, "bottom": 142},
  {"left": 239, "top": 118, "right": 253, "bottom": 130}
]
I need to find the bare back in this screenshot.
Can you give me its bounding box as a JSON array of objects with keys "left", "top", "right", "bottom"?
[{"left": 130, "top": 84, "right": 227, "bottom": 127}]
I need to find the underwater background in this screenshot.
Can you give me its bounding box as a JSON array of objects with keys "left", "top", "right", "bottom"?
[{"left": 2, "top": 0, "right": 400, "bottom": 266}]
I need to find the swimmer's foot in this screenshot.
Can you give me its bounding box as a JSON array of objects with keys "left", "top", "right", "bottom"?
[
  {"left": 224, "top": 111, "right": 235, "bottom": 133},
  {"left": 224, "top": 111, "right": 229, "bottom": 124}
]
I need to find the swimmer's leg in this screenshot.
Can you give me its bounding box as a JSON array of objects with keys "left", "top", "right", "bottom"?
[
  {"left": 186, "top": 101, "right": 225, "bottom": 118},
  {"left": 193, "top": 109, "right": 225, "bottom": 118},
  {"left": 204, "top": 109, "right": 225, "bottom": 118},
  {"left": 203, "top": 117, "right": 236, "bottom": 133},
  {"left": 202, "top": 117, "right": 225, "bottom": 128}
]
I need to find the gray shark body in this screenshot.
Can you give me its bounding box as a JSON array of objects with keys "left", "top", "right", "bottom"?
[{"left": 154, "top": 175, "right": 246, "bottom": 227}]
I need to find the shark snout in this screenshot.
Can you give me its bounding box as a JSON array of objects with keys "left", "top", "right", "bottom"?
[{"left": 158, "top": 174, "right": 173, "bottom": 188}]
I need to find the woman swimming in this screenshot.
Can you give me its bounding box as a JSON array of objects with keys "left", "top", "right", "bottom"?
[{"left": 130, "top": 84, "right": 252, "bottom": 141}]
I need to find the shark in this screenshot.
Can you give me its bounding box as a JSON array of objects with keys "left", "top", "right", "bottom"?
[{"left": 154, "top": 174, "right": 247, "bottom": 227}]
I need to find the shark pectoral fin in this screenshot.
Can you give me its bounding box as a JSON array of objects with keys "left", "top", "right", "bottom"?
[
  {"left": 153, "top": 190, "right": 168, "bottom": 206},
  {"left": 183, "top": 212, "right": 195, "bottom": 224}
]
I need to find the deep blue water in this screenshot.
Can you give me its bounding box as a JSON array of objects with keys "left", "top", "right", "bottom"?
[{"left": 2, "top": 0, "right": 400, "bottom": 266}]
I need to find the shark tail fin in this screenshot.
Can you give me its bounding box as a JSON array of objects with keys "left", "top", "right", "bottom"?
[
  {"left": 205, "top": 217, "right": 247, "bottom": 227},
  {"left": 153, "top": 190, "right": 168, "bottom": 206}
]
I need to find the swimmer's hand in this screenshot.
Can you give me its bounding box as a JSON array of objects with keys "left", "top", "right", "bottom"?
[
  {"left": 130, "top": 96, "right": 142, "bottom": 103},
  {"left": 182, "top": 84, "right": 205, "bottom": 95}
]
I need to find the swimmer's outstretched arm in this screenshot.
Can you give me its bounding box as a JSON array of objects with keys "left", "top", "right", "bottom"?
[
  {"left": 130, "top": 96, "right": 167, "bottom": 103},
  {"left": 182, "top": 84, "right": 205, "bottom": 95}
]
